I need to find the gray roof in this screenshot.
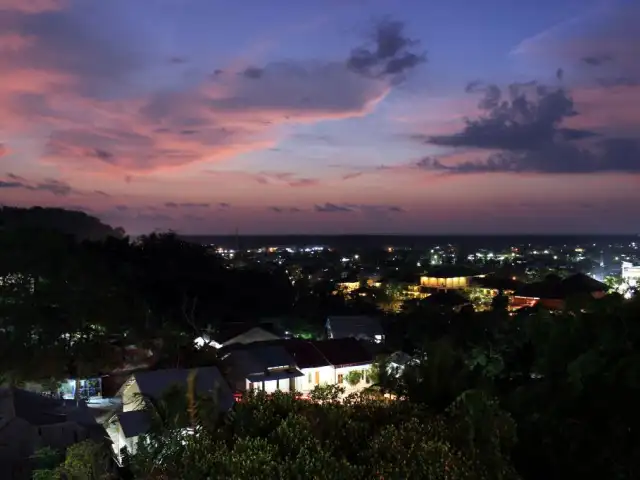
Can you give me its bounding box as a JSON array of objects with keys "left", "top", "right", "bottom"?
[
  {"left": 0, "top": 388, "right": 101, "bottom": 430},
  {"left": 326, "top": 315, "right": 383, "bottom": 340},
  {"left": 132, "top": 367, "right": 234, "bottom": 412},
  {"left": 116, "top": 410, "right": 151, "bottom": 439},
  {"left": 248, "top": 345, "right": 296, "bottom": 369}
]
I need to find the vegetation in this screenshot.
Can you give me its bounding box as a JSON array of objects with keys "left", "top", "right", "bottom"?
[{"left": 1, "top": 208, "right": 639, "bottom": 479}]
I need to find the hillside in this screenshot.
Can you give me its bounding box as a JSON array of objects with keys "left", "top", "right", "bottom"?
[{"left": 0, "top": 206, "right": 124, "bottom": 241}]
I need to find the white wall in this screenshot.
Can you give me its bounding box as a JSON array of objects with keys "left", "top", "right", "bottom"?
[
  {"left": 335, "top": 364, "right": 373, "bottom": 393},
  {"left": 295, "top": 366, "right": 335, "bottom": 393},
  {"left": 121, "top": 381, "right": 142, "bottom": 413},
  {"left": 246, "top": 378, "right": 290, "bottom": 393}
]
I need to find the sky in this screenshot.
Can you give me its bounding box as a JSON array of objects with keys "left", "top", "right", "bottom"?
[{"left": 0, "top": 0, "right": 639, "bottom": 235}]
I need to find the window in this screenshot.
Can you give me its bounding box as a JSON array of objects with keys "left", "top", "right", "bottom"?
[
  {"left": 338, "top": 374, "right": 344, "bottom": 384},
  {"left": 315, "top": 371, "right": 320, "bottom": 385},
  {"left": 308, "top": 372, "right": 312, "bottom": 383}
]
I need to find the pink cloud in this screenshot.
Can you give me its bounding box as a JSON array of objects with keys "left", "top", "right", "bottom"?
[
  {"left": 0, "top": 8, "right": 418, "bottom": 175},
  {"left": 32, "top": 68, "right": 389, "bottom": 173},
  {"left": 1, "top": 51, "right": 390, "bottom": 174},
  {"left": 568, "top": 85, "right": 640, "bottom": 135},
  {"left": 0, "top": 33, "right": 35, "bottom": 52},
  {"left": 0, "top": 0, "right": 66, "bottom": 13}
]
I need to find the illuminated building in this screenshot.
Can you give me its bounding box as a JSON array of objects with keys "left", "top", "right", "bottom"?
[
  {"left": 420, "top": 266, "right": 483, "bottom": 291},
  {"left": 622, "top": 261, "right": 640, "bottom": 286}
]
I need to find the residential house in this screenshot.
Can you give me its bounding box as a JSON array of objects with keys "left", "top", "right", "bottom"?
[
  {"left": 325, "top": 315, "right": 384, "bottom": 343},
  {"left": 106, "top": 367, "right": 233, "bottom": 463},
  {"left": 511, "top": 273, "right": 608, "bottom": 310},
  {"left": 0, "top": 388, "right": 104, "bottom": 478},
  {"left": 221, "top": 345, "right": 303, "bottom": 394},
  {"left": 276, "top": 340, "right": 335, "bottom": 394},
  {"left": 311, "top": 338, "right": 375, "bottom": 394},
  {"left": 222, "top": 338, "right": 377, "bottom": 397}
]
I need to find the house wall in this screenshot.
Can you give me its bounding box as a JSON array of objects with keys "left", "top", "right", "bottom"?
[
  {"left": 335, "top": 364, "right": 373, "bottom": 393},
  {"left": 246, "top": 378, "right": 291, "bottom": 394},
  {"left": 121, "top": 381, "right": 142, "bottom": 412},
  {"left": 295, "top": 366, "right": 334, "bottom": 393}
]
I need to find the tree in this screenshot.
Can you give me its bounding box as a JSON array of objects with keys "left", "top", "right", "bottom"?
[
  {"left": 123, "top": 386, "right": 519, "bottom": 479},
  {"left": 345, "top": 370, "right": 363, "bottom": 386}
]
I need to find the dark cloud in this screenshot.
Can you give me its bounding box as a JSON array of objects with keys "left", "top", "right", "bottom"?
[
  {"left": 257, "top": 172, "right": 320, "bottom": 187},
  {"left": 314, "top": 203, "right": 405, "bottom": 213},
  {"left": 418, "top": 137, "right": 640, "bottom": 174},
  {"left": 582, "top": 54, "right": 613, "bottom": 66},
  {"left": 218, "top": 202, "right": 231, "bottom": 209},
  {"left": 315, "top": 203, "right": 353, "bottom": 213},
  {"left": 288, "top": 178, "right": 319, "bottom": 187},
  {"left": 342, "top": 171, "right": 364, "bottom": 180},
  {"left": 90, "top": 149, "right": 115, "bottom": 162},
  {"left": 269, "top": 206, "right": 302, "bottom": 213},
  {"left": 428, "top": 83, "right": 597, "bottom": 150},
  {"left": 169, "top": 56, "right": 188, "bottom": 64},
  {"left": 419, "top": 77, "right": 640, "bottom": 175},
  {"left": 0, "top": 173, "right": 112, "bottom": 196},
  {"left": 6, "top": 172, "right": 25, "bottom": 181},
  {"left": 32, "top": 178, "right": 72, "bottom": 196},
  {"left": 242, "top": 66, "right": 263, "bottom": 79},
  {"left": 347, "top": 18, "right": 425, "bottom": 82},
  {"left": 0, "top": 180, "right": 24, "bottom": 188},
  {"left": 115, "top": 205, "right": 128, "bottom": 211},
  {"left": 164, "top": 202, "right": 210, "bottom": 209}
]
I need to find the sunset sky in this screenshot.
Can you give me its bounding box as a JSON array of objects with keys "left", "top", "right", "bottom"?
[{"left": 0, "top": 0, "right": 638, "bottom": 234}]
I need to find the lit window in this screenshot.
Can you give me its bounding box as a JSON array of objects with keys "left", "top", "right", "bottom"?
[
  {"left": 307, "top": 373, "right": 312, "bottom": 383},
  {"left": 338, "top": 374, "right": 344, "bottom": 384}
]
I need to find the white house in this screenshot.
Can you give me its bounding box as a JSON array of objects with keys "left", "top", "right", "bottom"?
[
  {"left": 309, "top": 338, "right": 375, "bottom": 394},
  {"left": 221, "top": 345, "right": 303, "bottom": 394},
  {"left": 221, "top": 339, "right": 376, "bottom": 398},
  {"left": 622, "top": 261, "right": 640, "bottom": 286},
  {"left": 278, "top": 340, "right": 335, "bottom": 394},
  {"left": 106, "top": 367, "right": 233, "bottom": 463}
]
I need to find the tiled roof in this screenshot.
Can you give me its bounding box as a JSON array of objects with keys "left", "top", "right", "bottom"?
[{"left": 310, "top": 338, "right": 373, "bottom": 367}]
